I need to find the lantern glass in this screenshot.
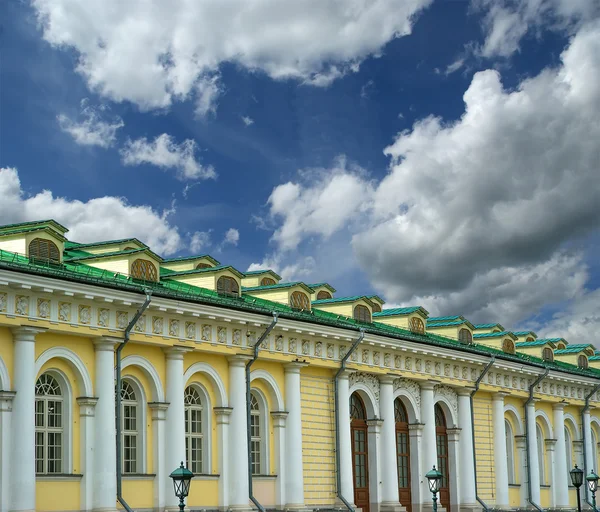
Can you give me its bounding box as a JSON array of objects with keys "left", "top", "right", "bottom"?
[
  {"left": 169, "top": 461, "right": 194, "bottom": 499},
  {"left": 587, "top": 470, "right": 599, "bottom": 493},
  {"left": 571, "top": 465, "right": 584, "bottom": 488},
  {"left": 426, "top": 466, "right": 443, "bottom": 494}
]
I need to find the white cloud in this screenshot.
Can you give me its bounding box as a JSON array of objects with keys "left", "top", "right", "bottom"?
[
  {"left": 248, "top": 254, "right": 316, "bottom": 282},
  {"left": 195, "top": 74, "right": 223, "bottom": 118},
  {"left": 223, "top": 228, "right": 240, "bottom": 247},
  {"left": 444, "top": 57, "right": 466, "bottom": 75},
  {"left": 57, "top": 99, "right": 123, "bottom": 148},
  {"left": 0, "top": 167, "right": 182, "bottom": 255},
  {"left": 32, "top": 0, "right": 433, "bottom": 110},
  {"left": 121, "top": 133, "right": 216, "bottom": 181},
  {"left": 190, "top": 231, "right": 211, "bottom": 253},
  {"left": 241, "top": 116, "right": 254, "bottom": 127}
]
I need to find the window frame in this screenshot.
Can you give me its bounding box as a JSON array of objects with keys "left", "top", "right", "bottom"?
[
  {"left": 290, "top": 291, "right": 310, "bottom": 310},
  {"left": 578, "top": 355, "right": 588, "bottom": 369},
  {"left": 409, "top": 317, "right": 425, "bottom": 334},
  {"left": 458, "top": 328, "right": 472, "bottom": 344},
  {"left": 260, "top": 277, "right": 276, "bottom": 286},
  {"left": 542, "top": 347, "right": 554, "bottom": 362},
  {"left": 505, "top": 419, "right": 516, "bottom": 484},
  {"left": 217, "top": 275, "right": 240, "bottom": 297},
  {"left": 29, "top": 237, "right": 61, "bottom": 264},
  {"left": 249, "top": 389, "right": 269, "bottom": 475},
  {"left": 536, "top": 424, "right": 546, "bottom": 485},
  {"left": 184, "top": 384, "right": 211, "bottom": 475},
  {"left": 502, "top": 339, "right": 515, "bottom": 354},
  {"left": 130, "top": 258, "right": 158, "bottom": 282},
  {"left": 119, "top": 377, "right": 146, "bottom": 475},
  {"left": 316, "top": 290, "right": 332, "bottom": 300},
  {"left": 353, "top": 304, "right": 372, "bottom": 323}
]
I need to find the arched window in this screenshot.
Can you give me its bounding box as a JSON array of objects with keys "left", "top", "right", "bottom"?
[
  {"left": 578, "top": 355, "right": 588, "bottom": 369},
  {"left": 353, "top": 305, "right": 371, "bottom": 323},
  {"left": 395, "top": 398, "right": 411, "bottom": 505},
  {"left": 371, "top": 303, "right": 382, "bottom": 313},
  {"left": 316, "top": 290, "right": 332, "bottom": 300},
  {"left": 185, "top": 386, "right": 204, "bottom": 474},
  {"left": 290, "top": 291, "right": 310, "bottom": 310},
  {"left": 350, "top": 394, "right": 367, "bottom": 420},
  {"left": 217, "top": 276, "right": 239, "bottom": 296},
  {"left": 130, "top": 259, "right": 157, "bottom": 281},
  {"left": 592, "top": 429, "right": 600, "bottom": 479},
  {"left": 434, "top": 404, "right": 449, "bottom": 499},
  {"left": 565, "top": 426, "right": 573, "bottom": 482},
  {"left": 120, "top": 380, "right": 139, "bottom": 474},
  {"left": 526, "top": 337, "right": 534, "bottom": 342},
  {"left": 410, "top": 317, "right": 425, "bottom": 334},
  {"left": 260, "top": 277, "right": 276, "bottom": 286},
  {"left": 123, "top": 246, "right": 136, "bottom": 251},
  {"left": 459, "top": 329, "right": 472, "bottom": 344},
  {"left": 502, "top": 339, "right": 515, "bottom": 354},
  {"left": 505, "top": 419, "right": 515, "bottom": 484},
  {"left": 249, "top": 392, "right": 265, "bottom": 475},
  {"left": 542, "top": 347, "right": 554, "bottom": 362},
  {"left": 536, "top": 424, "right": 545, "bottom": 485},
  {"left": 196, "top": 262, "right": 212, "bottom": 269},
  {"left": 35, "top": 373, "right": 64, "bottom": 474},
  {"left": 29, "top": 238, "right": 60, "bottom": 264}
]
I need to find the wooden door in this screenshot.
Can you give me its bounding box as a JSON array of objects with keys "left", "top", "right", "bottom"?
[
  {"left": 395, "top": 399, "right": 412, "bottom": 512},
  {"left": 435, "top": 404, "right": 451, "bottom": 512},
  {"left": 351, "top": 393, "right": 370, "bottom": 512}
]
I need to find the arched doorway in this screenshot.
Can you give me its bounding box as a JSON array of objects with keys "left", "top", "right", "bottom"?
[
  {"left": 435, "top": 404, "right": 451, "bottom": 512},
  {"left": 395, "top": 398, "right": 411, "bottom": 512},
  {"left": 350, "top": 393, "right": 370, "bottom": 512}
]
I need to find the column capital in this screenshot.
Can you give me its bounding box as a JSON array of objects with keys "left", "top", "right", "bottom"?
[
  {"left": 228, "top": 354, "right": 252, "bottom": 367},
  {"left": 0, "top": 391, "right": 16, "bottom": 412},
  {"left": 11, "top": 325, "right": 46, "bottom": 341},
  {"left": 420, "top": 379, "right": 439, "bottom": 391},
  {"left": 366, "top": 418, "right": 383, "bottom": 433},
  {"left": 214, "top": 406, "right": 233, "bottom": 424},
  {"left": 271, "top": 410, "right": 289, "bottom": 428},
  {"left": 379, "top": 375, "right": 395, "bottom": 385},
  {"left": 284, "top": 361, "right": 309, "bottom": 373},
  {"left": 93, "top": 336, "right": 121, "bottom": 351},
  {"left": 552, "top": 401, "right": 567, "bottom": 411},
  {"left": 164, "top": 346, "right": 192, "bottom": 360},
  {"left": 544, "top": 438, "right": 557, "bottom": 451},
  {"left": 148, "top": 401, "right": 170, "bottom": 420},
  {"left": 515, "top": 434, "right": 527, "bottom": 449},
  {"left": 456, "top": 387, "right": 474, "bottom": 397},
  {"left": 492, "top": 391, "right": 509, "bottom": 401},
  {"left": 76, "top": 396, "right": 99, "bottom": 417},
  {"left": 446, "top": 427, "right": 462, "bottom": 442}
]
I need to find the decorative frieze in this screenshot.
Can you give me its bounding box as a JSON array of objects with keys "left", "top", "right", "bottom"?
[
  {"left": 0, "top": 292, "right": 6, "bottom": 312},
  {"left": 79, "top": 305, "right": 91, "bottom": 325},
  {"left": 201, "top": 324, "right": 211, "bottom": 341},
  {"left": 37, "top": 298, "right": 50, "bottom": 318},
  {"left": 384, "top": 353, "right": 391, "bottom": 367},
  {"left": 302, "top": 340, "right": 310, "bottom": 356},
  {"left": 373, "top": 351, "right": 380, "bottom": 365},
  {"left": 217, "top": 327, "right": 227, "bottom": 344},
  {"left": 152, "top": 316, "right": 163, "bottom": 335},
  {"left": 133, "top": 313, "right": 145, "bottom": 332},
  {"left": 434, "top": 384, "right": 458, "bottom": 420},
  {"left": 59, "top": 302, "right": 71, "bottom": 322},
  {"left": 98, "top": 308, "right": 109, "bottom": 327},
  {"left": 289, "top": 338, "right": 297, "bottom": 354},
  {"left": 394, "top": 377, "right": 421, "bottom": 410},
  {"left": 233, "top": 329, "right": 242, "bottom": 346},
  {"left": 327, "top": 343, "right": 334, "bottom": 358},
  {"left": 117, "top": 311, "right": 128, "bottom": 329},
  {"left": 315, "top": 341, "right": 322, "bottom": 357},
  {"left": 170, "top": 319, "right": 180, "bottom": 337},
  {"left": 275, "top": 335, "right": 284, "bottom": 352},
  {"left": 185, "top": 322, "right": 196, "bottom": 340},
  {"left": 15, "top": 295, "right": 29, "bottom": 316},
  {"left": 350, "top": 372, "right": 380, "bottom": 403}
]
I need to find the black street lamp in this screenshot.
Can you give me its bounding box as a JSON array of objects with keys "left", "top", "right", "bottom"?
[
  {"left": 587, "top": 470, "right": 599, "bottom": 512},
  {"left": 426, "top": 466, "right": 443, "bottom": 512},
  {"left": 170, "top": 461, "right": 194, "bottom": 512},
  {"left": 571, "top": 465, "right": 584, "bottom": 512}
]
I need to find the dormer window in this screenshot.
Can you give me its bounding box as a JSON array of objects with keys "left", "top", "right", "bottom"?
[
  {"left": 557, "top": 343, "right": 566, "bottom": 350},
  {"left": 542, "top": 347, "right": 554, "bottom": 362},
  {"left": 29, "top": 238, "right": 60, "bottom": 264},
  {"left": 409, "top": 317, "right": 425, "bottom": 334},
  {"left": 526, "top": 337, "right": 534, "bottom": 342},
  {"left": 261, "top": 277, "right": 276, "bottom": 286},
  {"left": 353, "top": 305, "right": 371, "bottom": 323},
  {"left": 371, "top": 303, "right": 382, "bottom": 313},
  {"left": 317, "top": 290, "right": 332, "bottom": 300},
  {"left": 290, "top": 291, "right": 310, "bottom": 310},
  {"left": 578, "top": 355, "right": 588, "bottom": 369},
  {"left": 131, "top": 259, "right": 158, "bottom": 281},
  {"left": 123, "top": 246, "right": 136, "bottom": 251},
  {"left": 196, "top": 262, "right": 212, "bottom": 269},
  {"left": 217, "top": 276, "right": 239, "bottom": 297},
  {"left": 459, "top": 328, "right": 472, "bottom": 344},
  {"left": 502, "top": 339, "right": 515, "bottom": 354}
]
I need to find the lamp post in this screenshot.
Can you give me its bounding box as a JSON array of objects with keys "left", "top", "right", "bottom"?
[
  {"left": 587, "top": 469, "right": 599, "bottom": 512},
  {"left": 426, "top": 466, "right": 443, "bottom": 512},
  {"left": 570, "top": 465, "right": 584, "bottom": 512},
  {"left": 170, "top": 461, "right": 194, "bottom": 512}
]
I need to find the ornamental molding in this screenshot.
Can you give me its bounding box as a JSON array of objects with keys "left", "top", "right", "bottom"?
[
  {"left": 350, "top": 372, "right": 380, "bottom": 404},
  {"left": 393, "top": 377, "right": 421, "bottom": 411},
  {"left": 434, "top": 384, "right": 458, "bottom": 421}
]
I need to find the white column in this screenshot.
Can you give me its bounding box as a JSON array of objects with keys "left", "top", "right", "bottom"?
[
  {"left": 0, "top": 391, "right": 15, "bottom": 512},
  {"left": 337, "top": 371, "right": 355, "bottom": 507},
  {"left": 446, "top": 428, "right": 461, "bottom": 511},
  {"left": 93, "top": 336, "right": 119, "bottom": 512},
  {"left": 379, "top": 376, "right": 402, "bottom": 512},
  {"left": 367, "top": 419, "right": 384, "bottom": 511},
  {"left": 492, "top": 393, "right": 509, "bottom": 508},
  {"left": 164, "top": 348, "right": 187, "bottom": 511},
  {"left": 77, "top": 397, "right": 98, "bottom": 512},
  {"left": 458, "top": 391, "right": 477, "bottom": 508},
  {"left": 553, "top": 404, "right": 569, "bottom": 507},
  {"left": 271, "top": 411, "right": 288, "bottom": 508},
  {"left": 545, "top": 439, "right": 557, "bottom": 507},
  {"left": 228, "top": 356, "right": 251, "bottom": 510},
  {"left": 409, "top": 423, "right": 424, "bottom": 509},
  {"left": 526, "top": 401, "right": 541, "bottom": 505},
  {"left": 583, "top": 409, "right": 594, "bottom": 501},
  {"left": 420, "top": 381, "right": 437, "bottom": 508},
  {"left": 214, "top": 407, "right": 233, "bottom": 510},
  {"left": 515, "top": 436, "right": 528, "bottom": 507},
  {"left": 10, "top": 326, "right": 45, "bottom": 512},
  {"left": 149, "top": 402, "right": 169, "bottom": 511},
  {"left": 284, "top": 362, "right": 306, "bottom": 509}
]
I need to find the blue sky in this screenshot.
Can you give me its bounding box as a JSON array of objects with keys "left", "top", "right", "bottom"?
[{"left": 1, "top": 0, "right": 599, "bottom": 342}]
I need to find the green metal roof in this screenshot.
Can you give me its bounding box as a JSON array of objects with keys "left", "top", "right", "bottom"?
[
  {"left": 554, "top": 344, "right": 594, "bottom": 355},
  {"left": 64, "top": 247, "right": 152, "bottom": 262},
  {"left": 473, "top": 323, "right": 505, "bottom": 330},
  {"left": 163, "top": 254, "right": 221, "bottom": 266},
  {"left": 367, "top": 295, "right": 385, "bottom": 304},
  {"left": 312, "top": 295, "right": 374, "bottom": 306},
  {"left": 513, "top": 331, "right": 538, "bottom": 338},
  {"left": 306, "top": 283, "right": 337, "bottom": 293},
  {"left": 373, "top": 306, "right": 425, "bottom": 317},
  {"left": 590, "top": 356, "right": 600, "bottom": 361},
  {"left": 473, "top": 331, "right": 517, "bottom": 339},
  {"left": 428, "top": 320, "right": 466, "bottom": 327},
  {"left": 242, "top": 282, "right": 314, "bottom": 293},
  {"left": 0, "top": 219, "right": 68, "bottom": 234},
  {"left": 537, "top": 337, "right": 568, "bottom": 345},
  {"left": 161, "top": 264, "right": 244, "bottom": 279},
  {"left": 516, "top": 340, "right": 555, "bottom": 348},
  {"left": 0, "top": 247, "right": 599, "bottom": 382},
  {"left": 243, "top": 269, "right": 283, "bottom": 280},
  {"left": 428, "top": 315, "right": 461, "bottom": 322},
  {"left": 66, "top": 238, "right": 146, "bottom": 249}
]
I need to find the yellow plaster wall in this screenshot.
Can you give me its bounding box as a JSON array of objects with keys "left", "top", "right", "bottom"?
[
  {"left": 0, "top": 235, "right": 27, "bottom": 255},
  {"left": 254, "top": 479, "right": 276, "bottom": 506},
  {"left": 173, "top": 273, "right": 216, "bottom": 290},
  {"left": 312, "top": 303, "right": 352, "bottom": 318},
  {"left": 508, "top": 487, "right": 521, "bottom": 507},
  {"left": 473, "top": 392, "right": 495, "bottom": 501},
  {"left": 556, "top": 354, "right": 582, "bottom": 366},
  {"left": 0, "top": 327, "right": 14, "bottom": 388},
  {"left": 187, "top": 478, "right": 219, "bottom": 507},
  {"left": 36, "top": 480, "right": 80, "bottom": 511},
  {"left": 374, "top": 316, "right": 410, "bottom": 329},
  {"left": 426, "top": 325, "right": 459, "bottom": 339},
  {"left": 242, "top": 275, "right": 262, "bottom": 288},
  {"left": 84, "top": 257, "right": 130, "bottom": 275},
  {"left": 244, "top": 289, "right": 289, "bottom": 305},
  {"left": 121, "top": 480, "right": 154, "bottom": 509},
  {"left": 122, "top": 343, "right": 165, "bottom": 398},
  {"left": 300, "top": 367, "right": 336, "bottom": 506},
  {"left": 540, "top": 488, "right": 551, "bottom": 508},
  {"left": 162, "top": 258, "right": 215, "bottom": 272}
]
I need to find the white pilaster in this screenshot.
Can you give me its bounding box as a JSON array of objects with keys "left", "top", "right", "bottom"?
[
  {"left": 149, "top": 402, "right": 169, "bottom": 511},
  {"left": 271, "top": 411, "right": 288, "bottom": 508},
  {"left": 93, "top": 336, "right": 119, "bottom": 512},
  {"left": 446, "top": 428, "right": 461, "bottom": 511},
  {"left": 10, "top": 326, "right": 45, "bottom": 512},
  {"left": 526, "top": 401, "right": 541, "bottom": 506},
  {"left": 420, "top": 381, "right": 437, "bottom": 508},
  {"left": 379, "top": 376, "right": 402, "bottom": 512},
  {"left": 492, "top": 393, "right": 509, "bottom": 508},
  {"left": 164, "top": 347, "right": 187, "bottom": 511},
  {"left": 457, "top": 391, "right": 477, "bottom": 509},
  {"left": 545, "top": 439, "right": 557, "bottom": 507},
  {"left": 284, "top": 362, "right": 307, "bottom": 510},
  {"left": 337, "top": 371, "right": 356, "bottom": 507},
  {"left": 553, "top": 404, "right": 569, "bottom": 508},
  {"left": 583, "top": 409, "right": 594, "bottom": 502},
  {"left": 409, "top": 423, "right": 424, "bottom": 509},
  {"left": 214, "top": 407, "right": 233, "bottom": 510},
  {"left": 367, "top": 419, "right": 384, "bottom": 512},
  {"left": 515, "top": 436, "right": 528, "bottom": 508},
  {"left": 77, "top": 397, "right": 98, "bottom": 512},
  {"left": 0, "top": 391, "right": 15, "bottom": 512},
  {"left": 228, "top": 356, "right": 251, "bottom": 510}
]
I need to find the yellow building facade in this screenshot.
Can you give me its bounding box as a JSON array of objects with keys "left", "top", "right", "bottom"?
[{"left": 0, "top": 220, "right": 599, "bottom": 512}]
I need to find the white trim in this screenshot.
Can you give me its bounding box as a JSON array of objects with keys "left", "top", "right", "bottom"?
[
  {"left": 122, "top": 355, "right": 165, "bottom": 402},
  {"left": 120, "top": 375, "right": 148, "bottom": 474},
  {"left": 564, "top": 413, "right": 580, "bottom": 439},
  {"left": 536, "top": 424, "right": 546, "bottom": 486},
  {"left": 0, "top": 357, "right": 9, "bottom": 390},
  {"left": 184, "top": 362, "right": 228, "bottom": 407},
  {"left": 250, "top": 369, "right": 284, "bottom": 411},
  {"left": 535, "top": 410, "right": 554, "bottom": 438},
  {"left": 504, "top": 404, "right": 524, "bottom": 434},
  {"left": 434, "top": 397, "right": 458, "bottom": 427},
  {"left": 393, "top": 388, "right": 420, "bottom": 423},
  {"left": 184, "top": 383, "right": 212, "bottom": 474},
  {"left": 349, "top": 383, "right": 379, "bottom": 418},
  {"left": 505, "top": 419, "right": 516, "bottom": 485},
  {"left": 250, "top": 388, "right": 270, "bottom": 474},
  {"left": 35, "top": 347, "right": 93, "bottom": 397}
]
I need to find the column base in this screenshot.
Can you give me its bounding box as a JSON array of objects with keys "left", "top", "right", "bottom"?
[
  {"left": 333, "top": 497, "right": 358, "bottom": 510},
  {"left": 93, "top": 508, "right": 118, "bottom": 512},
  {"left": 417, "top": 502, "right": 446, "bottom": 512},
  {"left": 227, "top": 505, "right": 254, "bottom": 512},
  {"left": 284, "top": 504, "right": 310, "bottom": 512},
  {"left": 456, "top": 504, "right": 482, "bottom": 512},
  {"left": 379, "top": 501, "right": 407, "bottom": 512}
]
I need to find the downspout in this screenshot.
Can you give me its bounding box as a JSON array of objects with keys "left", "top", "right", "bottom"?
[
  {"left": 582, "top": 382, "right": 600, "bottom": 509},
  {"left": 115, "top": 290, "right": 152, "bottom": 512},
  {"left": 246, "top": 312, "right": 279, "bottom": 512},
  {"left": 334, "top": 328, "right": 365, "bottom": 512},
  {"left": 525, "top": 368, "right": 549, "bottom": 512},
  {"left": 470, "top": 356, "right": 496, "bottom": 512}
]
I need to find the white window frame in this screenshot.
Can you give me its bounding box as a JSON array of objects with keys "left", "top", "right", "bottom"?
[
  {"left": 120, "top": 377, "right": 146, "bottom": 474},
  {"left": 184, "top": 384, "right": 211, "bottom": 474},
  {"left": 536, "top": 424, "right": 545, "bottom": 485},
  {"left": 505, "top": 419, "right": 515, "bottom": 484},
  {"left": 250, "top": 389, "right": 270, "bottom": 475},
  {"left": 565, "top": 426, "right": 573, "bottom": 482}
]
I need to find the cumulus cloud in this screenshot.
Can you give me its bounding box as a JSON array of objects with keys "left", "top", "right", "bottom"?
[
  {"left": 222, "top": 228, "right": 240, "bottom": 247},
  {"left": 0, "top": 167, "right": 182, "bottom": 254},
  {"left": 190, "top": 231, "right": 211, "bottom": 253},
  {"left": 241, "top": 116, "right": 254, "bottom": 127},
  {"left": 57, "top": 99, "right": 123, "bottom": 148},
  {"left": 121, "top": 133, "right": 216, "bottom": 181},
  {"left": 195, "top": 74, "right": 223, "bottom": 118},
  {"left": 248, "top": 254, "right": 316, "bottom": 282},
  {"left": 32, "top": 0, "right": 433, "bottom": 110}
]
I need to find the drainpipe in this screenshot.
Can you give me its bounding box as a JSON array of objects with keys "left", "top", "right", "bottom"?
[
  {"left": 470, "top": 356, "right": 495, "bottom": 512},
  {"left": 246, "top": 312, "right": 279, "bottom": 512},
  {"left": 582, "top": 383, "right": 600, "bottom": 509},
  {"left": 525, "top": 368, "right": 549, "bottom": 512},
  {"left": 334, "top": 328, "right": 365, "bottom": 512},
  {"left": 115, "top": 290, "right": 152, "bottom": 512}
]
